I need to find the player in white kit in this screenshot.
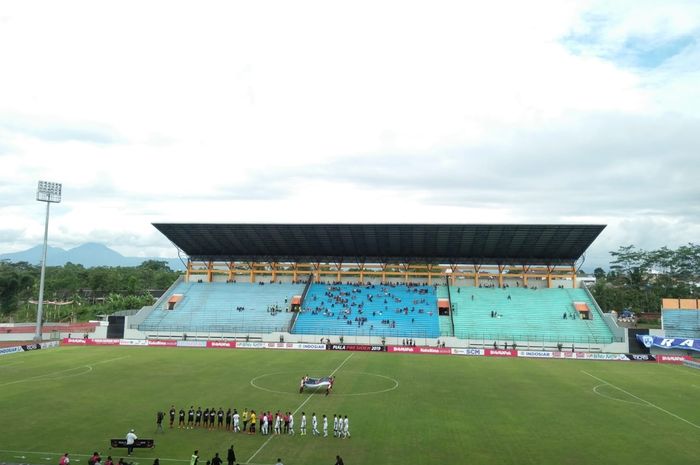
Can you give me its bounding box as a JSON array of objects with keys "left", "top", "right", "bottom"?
[
  {"left": 233, "top": 410, "right": 240, "bottom": 432},
  {"left": 274, "top": 413, "right": 281, "bottom": 435},
  {"left": 312, "top": 413, "right": 319, "bottom": 436},
  {"left": 288, "top": 412, "right": 295, "bottom": 435},
  {"left": 300, "top": 412, "right": 307, "bottom": 436},
  {"left": 322, "top": 414, "right": 328, "bottom": 437},
  {"left": 262, "top": 413, "right": 269, "bottom": 435},
  {"left": 342, "top": 415, "right": 350, "bottom": 438}
]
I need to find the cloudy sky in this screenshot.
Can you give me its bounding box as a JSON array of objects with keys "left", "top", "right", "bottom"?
[{"left": 1, "top": 0, "right": 698, "bottom": 270}]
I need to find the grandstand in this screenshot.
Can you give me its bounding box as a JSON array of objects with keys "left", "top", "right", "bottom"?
[{"left": 129, "top": 223, "right": 622, "bottom": 347}]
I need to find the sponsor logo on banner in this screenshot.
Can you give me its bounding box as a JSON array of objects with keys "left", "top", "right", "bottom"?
[
  {"left": 417, "top": 347, "right": 451, "bottom": 355},
  {"left": 92, "top": 339, "right": 121, "bottom": 346},
  {"left": 206, "top": 341, "right": 236, "bottom": 349},
  {"left": 296, "top": 343, "right": 327, "bottom": 351},
  {"left": 147, "top": 340, "right": 178, "bottom": 347},
  {"left": 119, "top": 339, "right": 148, "bottom": 346},
  {"left": 21, "top": 344, "right": 41, "bottom": 351},
  {"left": 517, "top": 350, "right": 553, "bottom": 358},
  {"left": 64, "top": 338, "right": 87, "bottom": 344},
  {"left": 388, "top": 346, "right": 416, "bottom": 353},
  {"left": 556, "top": 352, "right": 586, "bottom": 359},
  {"left": 486, "top": 349, "right": 517, "bottom": 357},
  {"left": 582, "top": 353, "right": 628, "bottom": 361},
  {"left": 656, "top": 355, "right": 691, "bottom": 364},
  {"left": 328, "top": 344, "right": 385, "bottom": 352},
  {"left": 641, "top": 335, "right": 654, "bottom": 348},
  {"left": 0, "top": 346, "right": 23, "bottom": 356},
  {"left": 451, "top": 348, "right": 484, "bottom": 356},
  {"left": 625, "top": 354, "right": 656, "bottom": 361},
  {"left": 176, "top": 340, "right": 207, "bottom": 348},
  {"left": 236, "top": 342, "right": 267, "bottom": 349},
  {"left": 41, "top": 341, "right": 60, "bottom": 349}
]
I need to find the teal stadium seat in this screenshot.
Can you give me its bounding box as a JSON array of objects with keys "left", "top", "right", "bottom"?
[
  {"left": 447, "top": 287, "right": 615, "bottom": 344},
  {"left": 662, "top": 310, "right": 700, "bottom": 338}
]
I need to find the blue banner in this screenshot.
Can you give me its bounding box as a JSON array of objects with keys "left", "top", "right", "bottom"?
[{"left": 637, "top": 334, "right": 700, "bottom": 352}]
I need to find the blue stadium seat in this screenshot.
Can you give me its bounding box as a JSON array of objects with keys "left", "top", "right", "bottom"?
[
  {"left": 292, "top": 283, "right": 440, "bottom": 338},
  {"left": 139, "top": 281, "right": 304, "bottom": 333}
]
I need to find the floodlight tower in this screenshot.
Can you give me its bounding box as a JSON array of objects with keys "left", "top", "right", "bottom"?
[{"left": 34, "top": 181, "right": 62, "bottom": 342}]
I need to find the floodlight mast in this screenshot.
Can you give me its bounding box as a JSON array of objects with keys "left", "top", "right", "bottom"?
[{"left": 34, "top": 181, "right": 62, "bottom": 342}]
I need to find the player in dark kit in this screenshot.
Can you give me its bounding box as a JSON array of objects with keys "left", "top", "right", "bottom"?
[
  {"left": 203, "top": 408, "right": 209, "bottom": 428},
  {"left": 209, "top": 408, "right": 216, "bottom": 430},
  {"left": 225, "top": 409, "right": 232, "bottom": 430},
  {"left": 169, "top": 405, "right": 176, "bottom": 428},
  {"left": 179, "top": 408, "right": 186, "bottom": 428},
  {"left": 188, "top": 406, "right": 195, "bottom": 429},
  {"left": 217, "top": 408, "right": 224, "bottom": 429},
  {"left": 195, "top": 407, "right": 202, "bottom": 428}
]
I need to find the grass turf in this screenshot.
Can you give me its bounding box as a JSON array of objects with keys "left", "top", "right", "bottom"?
[{"left": 0, "top": 346, "right": 699, "bottom": 465}]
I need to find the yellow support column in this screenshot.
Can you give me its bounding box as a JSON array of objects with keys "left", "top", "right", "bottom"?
[
  {"left": 473, "top": 265, "right": 480, "bottom": 287},
  {"left": 186, "top": 259, "right": 192, "bottom": 282},
  {"left": 498, "top": 265, "right": 505, "bottom": 288},
  {"left": 522, "top": 265, "right": 528, "bottom": 288},
  {"left": 571, "top": 266, "right": 577, "bottom": 288}
]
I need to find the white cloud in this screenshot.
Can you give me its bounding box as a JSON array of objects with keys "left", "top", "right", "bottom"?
[{"left": 0, "top": 0, "right": 698, "bottom": 270}]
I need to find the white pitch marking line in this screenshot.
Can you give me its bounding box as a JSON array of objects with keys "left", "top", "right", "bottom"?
[
  {"left": 0, "top": 450, "right": 191, "bottom": 463},
  {"left": 245, "top": 353, "right": 355, "bottom": 464},
  {"left": 582, "top": 370, "right": 700, "bottom": 430}
]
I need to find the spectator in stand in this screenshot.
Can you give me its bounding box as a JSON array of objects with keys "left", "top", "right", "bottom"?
[{"left": 104, "top": 457, "right": 113, "bottom": 465}]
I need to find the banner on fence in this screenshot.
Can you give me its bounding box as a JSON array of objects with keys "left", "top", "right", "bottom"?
[
  {"left": 327, "top": 344, "right": 385, "bottom": 352},
  {"left": 637, "top": 335, "right": 700, "bottom": 352}
]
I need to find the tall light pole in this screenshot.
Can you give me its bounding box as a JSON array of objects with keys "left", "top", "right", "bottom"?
[{"left": 34, "top": 181, "right": 62, "bottom": 342}]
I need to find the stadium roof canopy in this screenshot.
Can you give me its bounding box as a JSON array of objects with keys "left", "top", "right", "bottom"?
[{"left": 153, "top": 223, "right": 605, "bottom": 265}]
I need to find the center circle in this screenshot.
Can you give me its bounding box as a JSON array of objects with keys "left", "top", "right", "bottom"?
[{"left": 250, "top": 370, "right": 399, "bottom": 396}]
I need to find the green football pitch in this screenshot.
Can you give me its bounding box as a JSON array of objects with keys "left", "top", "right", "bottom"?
[{"left": 1, "top": 346, "right": 699, "bottom": 465}]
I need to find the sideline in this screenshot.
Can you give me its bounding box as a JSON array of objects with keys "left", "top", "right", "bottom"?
[
  {"left": 582, "top": 370, "right": 700, "bottom": 430},
  {"left": 0, "top": 450, "right": 274, "bottom": 465},
  {"left": 245, "top": 353, "right": 355, "bottom": 464}
]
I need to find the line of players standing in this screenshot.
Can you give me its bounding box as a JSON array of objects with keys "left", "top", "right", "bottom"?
[{"left": 167, "top": 406, "right": 350, "bottom": 438}]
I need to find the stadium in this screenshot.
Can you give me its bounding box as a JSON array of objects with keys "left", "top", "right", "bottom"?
[{"left": 2, "top": 223, "right": 699, "bottom": 465}]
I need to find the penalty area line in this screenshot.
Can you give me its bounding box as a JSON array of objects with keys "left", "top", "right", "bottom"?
[
  {"left": 245, "top": 353, "right": 355, "bottom": 464},
  {"left": 581, "top": 370, "right": 700, "bottom": 430}
]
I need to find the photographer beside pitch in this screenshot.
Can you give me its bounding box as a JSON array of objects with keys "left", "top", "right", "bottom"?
[{"left": 126, "top": 429, "right": 137, "bottom": 456}]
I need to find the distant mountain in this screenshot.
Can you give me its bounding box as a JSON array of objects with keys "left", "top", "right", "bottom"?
[{"left": 0, "top": 243, "right": 185, "bottom": 270}]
